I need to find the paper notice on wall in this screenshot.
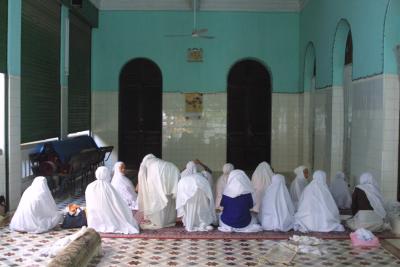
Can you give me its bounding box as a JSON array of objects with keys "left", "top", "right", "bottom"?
[{"left": 185, "top": 93, "right": 203, "bottom": 119}]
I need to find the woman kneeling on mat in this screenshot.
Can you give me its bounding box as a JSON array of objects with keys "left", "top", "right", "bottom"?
[{"left": 218, "top": 170, "right": 262, "bottom": 233}]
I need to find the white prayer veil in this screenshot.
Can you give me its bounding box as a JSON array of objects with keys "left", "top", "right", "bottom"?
[
  {"left": 96, "top": 166, "right": 112, "bottom": 182},
  {"left": 290, "top": 166, "right": 308, "bottom": 209},
  {"left": 181, "top": 161, "right": 198, "bottom": 177},
  {"left": 259, "top": 174, "right": 295, "bottom": 232},
  {"left": 224, "top": 170, "right": 255, "bottom": 203},
  {"left": 10, "top": 176, "right": 62, "bottom": 233},
  {"left": 111, "top": 162, "right": 138, "bottom": 210},
  {"left": 137, "top": 154, "right": 180, "bottom": 220},
  {"left": 356, "top": 172, "right": 386, "bottom": 219},
  {"left": 215, "top": 163, "right": 234, "bottom": 209},
  {"left": 330, "top": 171, "right": 352, "bottom": 209},
  {"left": 294, "top": 170, "right": 344, "bottom": 232},
  {"left": 176, "top": 173, "right": 216, "bottom": 231},
  {"left": 85, "top": 166, "right": 139, "bottom": 234},
  {"left": 251, "top": 162, "right": 274, "bottom": 212}
]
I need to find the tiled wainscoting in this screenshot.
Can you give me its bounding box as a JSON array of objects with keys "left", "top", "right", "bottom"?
[
  {"left": 313, "top": 87, "right": 332, "bottom": 174},
  {"left": 8, "top": 75, "right": 21, "bottom": 210},
  {"left": 0, "top": 73, "right": 5, "bottom": 197},
  {"left": 91, "top": 91, "right": 303, "bottom": 174},
  {"left": 303, "top": 74, "right": 399, "bottom": 200},
  {"left": 2, "top": 72, "right": 398, "bottom": 210},
  {"left": 271, "top": 93, "right": 302, "bottom": 173}
]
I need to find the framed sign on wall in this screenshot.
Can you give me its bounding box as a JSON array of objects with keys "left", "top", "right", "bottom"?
[{"left": 185, "top": 93, "right": 203, "bottom": 119}]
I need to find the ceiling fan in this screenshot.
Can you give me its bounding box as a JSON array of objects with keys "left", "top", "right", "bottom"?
[{"left": 165, "top": 0, "right": 214, "bottom": 39}]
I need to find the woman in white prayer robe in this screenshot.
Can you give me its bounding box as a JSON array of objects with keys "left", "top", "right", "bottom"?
[
  {"left": 251, "top": 161, "right": 274, "bottom": 213},
  {"left": 181, "top": 161, "right": 197, "bottom": 178},
  {"left": 294, "top": 170, "right": 344, "bottom": 232},
  {"left": 290, "top": 166, "right": 309, "bottom": 210},
  {"left": 182, "top": 160, "right": 214, "bottom": 191},
  {"left": 259, "top": 174, "right": 295, "bottom": 232},
  {"left": 176, "top": 173, "right": 216, "bottom": 232},
  {"left": 218, "top": 170, "right": 262, "bottom": 233},
  {"left": 111, "top": 162, "right": 138, "bottom": 210},
  {"left": 10, "top": 176, "right": 62, "bottom": 233},
  {"left": 330, "top": 171, "right": 352, "bottom": 209},
  {"left": 85, "top": 166, "right": 139, "bottom": 234},
  {"left": 346, "top": 173, "right": 389, "bottom": 232},
  {"left": 137, "top": 154, "right": 180, "bottom": 229},
  {"left": 215, "top": 163, "right": 234, "bottom": 210}
]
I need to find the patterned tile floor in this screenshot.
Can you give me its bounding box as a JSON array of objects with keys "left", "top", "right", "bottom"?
[{"left": 0, "top": 196, "right": 399, "bottom": 266}]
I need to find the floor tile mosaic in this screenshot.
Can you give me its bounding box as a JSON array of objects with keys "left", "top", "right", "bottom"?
[
  {"left": 0, "top": 196, "right": 399, "bottom": 266},
  {"left": 0, "top": 226, "right": 399, "bottom": 267}
]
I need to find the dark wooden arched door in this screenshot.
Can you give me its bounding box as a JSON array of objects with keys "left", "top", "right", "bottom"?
[
  {"left": 227, "top": 59, "right": 271, "bottom": 172},
  {"left": 119, "top": 58, "right": 162, "bottom": 170}
]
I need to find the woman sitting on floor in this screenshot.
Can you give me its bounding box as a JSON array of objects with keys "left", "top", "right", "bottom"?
[
  {"left": 218, "top": 170, "right": 262, "bottom": 233},
  {"left": 215, "top": 163, "right": 234, "bottom": 211},
  {"left": 111, "top": 161, "right": 138, "bottom": 211},
  {"left": 10, "top": 176, "right": 62, "bottom": 233},
  {"left": 290, "top": 165, "right": 309, "bottom": 210},
  {"left": 330, "top": 171, "right": 352, "bottom": 209},
  {"left": 137, "top": 154, "right": 180, "bottom": 229},
  {"left": 294, "top": 170, "right": 344, "bottom": 233},
  {"left": 346, "top": 172, "right": 390, "bottom": 232},
  {"left": 259, "top": 174, "right": 295, "bottom": 232},
  {"left": 176, "top": 173, "right": 216, "bottom": 232},
  {"left": 251, "top": 161, "right": 274, "bottom": 214},
  {"left": 86, "top": 166, "right": 139, "bottom": 234}
]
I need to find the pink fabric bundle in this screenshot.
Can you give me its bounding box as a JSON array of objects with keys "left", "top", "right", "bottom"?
[{"left": 350, "top": 232, "right": 380, "bottom": 247}]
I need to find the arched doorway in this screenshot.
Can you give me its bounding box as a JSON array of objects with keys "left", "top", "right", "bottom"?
[
  {"left": 303, "top": 42, "right": 316, "bottom": 171},
  {"left": 119, "top": 58, "right": 162, "bottom": 170},
  {"left": 343, "top": 31, "right": 353, "bottom": 180},
  {"left": 227, "top": 59, "right": 271, "bottom": 172}
]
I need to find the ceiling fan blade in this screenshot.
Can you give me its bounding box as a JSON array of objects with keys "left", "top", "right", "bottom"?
[
  {"left": 195, "top": 28, "right": 208, "bottom": 34},
  {"left": 198, "top": 35, "right": 215, "bottom": 39},
  {"left": 164, "top": 34, "right": 192, "bottom": 37}
]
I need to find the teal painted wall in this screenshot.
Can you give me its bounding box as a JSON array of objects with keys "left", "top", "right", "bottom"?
[
  {"left": 92, "top": 11, "right": 300, "bottom": 93},
  {"left": 60, "top": 6, "right": 68, "bottom": 87},
  {"left": 7, "top": 0, "right": 20, "bottom": 76},
  {"left": 384, "top": 0, "right": 400, "bottom": 74},
  {"left": 300, "top": 0, "right": 390, "bottom": 89}
]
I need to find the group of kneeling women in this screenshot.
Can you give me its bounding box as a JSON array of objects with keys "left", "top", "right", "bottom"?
[{"left": 9, "top": 154, "right": 389, "bottom": 234}]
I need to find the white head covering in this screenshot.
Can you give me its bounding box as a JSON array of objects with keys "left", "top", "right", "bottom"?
[
  {"left": 356, "top": 172, "right": 386, "bottom": 218},
  {"left": 176, "top": 173, "right": 216, "bottom": 231},
  {"left": 290, "top": 166, "right": 308, "bottom": 209},
  {"left": 10, "top": 176, "right": 62, "bottom": 233},
  {"left": 224, "top": 170, "right": 255, "bottom": 203},
  {"left": 259, "top": 174, "right": 295, "bottom": 232},
  {"left": 201, "top": 170, "right": 213, "bottom": 189},
  {"left": 96, "top": 166, "right": 112, "bottom": 182},
  {"left": 181, "top": 161, "right": 198, "bottom": 178},
  {"left": 215, "top": 163, "right": 234, "bottom": 209},
  {"left": 251, "top": 162, "right": 274, "bottom": 212},
  {"left": 111, "top": 162, "right": 138, "bottom": 210},
  {"left": 85, "top": 166, "right": 139, "bottom": 234},
  {"left": 137, "top": 154, "right": 180, "bottom": 217},
  {"left": 294, "top": 170, "right": 344, "bottom": 232},
  {"left": 329, "top": 171, "right": 352, "bottom": 209}
]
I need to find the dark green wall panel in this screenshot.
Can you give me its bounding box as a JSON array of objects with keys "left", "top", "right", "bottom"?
[
  {"left": 68, "top": 12, "right": 91, "bottom": 133},
  {"left": 0, "top": 0, "right": 7, "bottom": 73},
  {"left": 21, "top": 0, "right": 61, "bottom": 143}
]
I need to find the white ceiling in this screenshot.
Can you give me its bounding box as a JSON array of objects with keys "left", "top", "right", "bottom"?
[{"left": 90, "top": 0, "right": 310, "bottom": 12}]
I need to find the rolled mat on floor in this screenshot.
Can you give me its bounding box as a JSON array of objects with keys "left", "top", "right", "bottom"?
[{"left": 47, "top": 228, "right": 101, "bottom": 267}]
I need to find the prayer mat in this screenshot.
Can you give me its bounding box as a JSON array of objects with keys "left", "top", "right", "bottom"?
[{"left": 99, "top": 224, "right": 399, "bottom": 240}]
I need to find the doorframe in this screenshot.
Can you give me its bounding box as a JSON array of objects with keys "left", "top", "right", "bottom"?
[
  {"left": 118, "top": 57, "right": 163, "bottom": 169},
  {"left": 226, "top": 58, "right": 272, "bottom": 169}
]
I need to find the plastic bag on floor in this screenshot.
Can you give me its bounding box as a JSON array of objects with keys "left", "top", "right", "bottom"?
[
  {"left": 40, "top": 226, "right": 88, "bottom": 257},
  {"left": 259, "top": 242, "right": 298, "bottom": 265},
  {"left": 289, "top": 235, "right": 326, "bottom": 256}
]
